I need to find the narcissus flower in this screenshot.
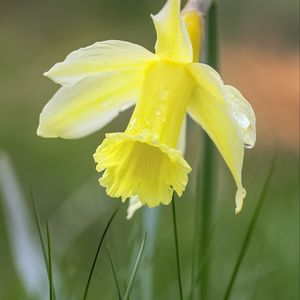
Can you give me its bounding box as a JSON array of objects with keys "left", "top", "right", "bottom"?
[{"left": 38, "top": 0, "right": 255, "bottom": 213}]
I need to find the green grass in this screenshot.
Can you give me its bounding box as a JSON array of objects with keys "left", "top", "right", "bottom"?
[
  {"left": 223, "top": 154, "right": 277, "bottom": 300},
  {"left": 45, "top": 220, "right": 55, "bottom": 300},
  {"left": 106, "top": 245, "right": 123, "bottom": 300},
  {"left": 122, "top": 234, "right": 147, "bottom": 300},
  {"left": 83, "top": 209, "right": 118, "bottom": 300},
  {"left": 172, "top": 197, "right": 184, "bottom": 300}
]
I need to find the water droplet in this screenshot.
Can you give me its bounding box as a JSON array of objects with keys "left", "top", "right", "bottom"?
[
  {"left": 244, "top": 143, "right": 254, "bottom": 149},
  {"left": 233, "top": 112, "right": 250, "bottom": 129},
  {"left": 155, "top": 109, "right": 162, "bottom": 116},
  {"left": 130, "top": 118, "right": 136, "bottom": 126},
  {"left": 242, "top": 188, "right": 247, "bottom": 197},
  {"left": 128, "top": 118, "right": 136, "bottom": 129},
  {"left": 156, "top": 88, "right": 170, "bottom": 101},
  {"left": 101, "top": 101, "right": 111, "bottom": 109}
]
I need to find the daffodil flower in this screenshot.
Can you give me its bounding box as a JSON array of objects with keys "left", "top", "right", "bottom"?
[{"left": 38, "top": 0, "right": 256, "bottom": 214}]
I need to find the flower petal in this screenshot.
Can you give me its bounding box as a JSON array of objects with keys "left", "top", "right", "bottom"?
[
  {"left": 126, "top": 115, "right": 187, "bottom": 220},
  {"left": 152, "top": 0, "right": 193, "bottom": 63},
  {"left": 38, "top": 69, "right": 145, "bottom": 139},
  {"left": 94, "top": 132, "right": 191, "bottom": 207},
  {"left": 126, "top": 196, "right": 143, "bottom": 220},
  {"left": 187, "top": 63, "right": 255, "bottom": 213},
  {"left": 44, "top": 40, "right": 157, "bottom": 86},
  {"left": 223, "top": 85, "right": 256, "bottom": 149},
  {"left": 182, "top": 10, "right": 203, "bottom": 63}
]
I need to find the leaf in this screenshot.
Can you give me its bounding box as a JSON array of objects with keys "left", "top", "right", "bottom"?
[
  {"left": 106, "top": 245, "right": 123, "bottom": 300},
  {"left": 172, "top": 197, "right": 183, "bottom": 300},
  {"left": 29, "top": 182, "right": 48, "bottom": 272},
  {"left": 45, "top": 220, "right": 55, "bottom": 300},
  {"left": 82, "top": 208, "right": 118, "bottom": 300},
  {"left": 0, "top": 151, "right": 47, "bottom": 299},
  {"left": 223, "top": 154, "right": 277, "bottom": 300},
  {"left": 122, "top": 234, "right": 147, "bottom": 300}
]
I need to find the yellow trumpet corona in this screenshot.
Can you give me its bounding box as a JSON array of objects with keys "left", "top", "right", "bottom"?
[{"left": 94, "top": 60, "right": 194, "bottom": 206}]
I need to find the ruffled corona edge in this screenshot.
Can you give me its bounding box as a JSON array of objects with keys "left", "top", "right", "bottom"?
[{"left": 93, "top": 131, "right": 192, "bottom": 207}]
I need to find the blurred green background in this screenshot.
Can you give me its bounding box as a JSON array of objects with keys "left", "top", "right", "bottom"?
[{"left": 0, "top": 0, "right": 299, "bottom": 299}]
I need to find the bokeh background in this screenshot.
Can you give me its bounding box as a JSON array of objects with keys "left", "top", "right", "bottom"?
[{"left": 0, "top": 0, "right": 299, "bottom": 299}]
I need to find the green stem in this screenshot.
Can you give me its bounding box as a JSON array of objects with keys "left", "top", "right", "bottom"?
[
  {"left": 199, "top": 137, "right": 215, "bottom": 300},
  {"left": 172, "top": 196, "right": 184, "bottom": 300},
  {"left": 207, "top": 2, "right": 219, "bottom": 70},
  {"left": 199, "top": 2, "right": 219, "bottom": 300}
]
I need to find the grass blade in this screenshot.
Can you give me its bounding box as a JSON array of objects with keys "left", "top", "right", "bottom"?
[
  {"left": 29, "top": 182, "right": 57, "bottom": 299},
  {"left": 28, "top": 182, "right": 48, "bottom": 271},
  {"left": 83, "top": 208, "right": 118, "bottom": 300},
  {"left": 223, "top": 155, "right": 277, "bottom": 300},
  {"left": 172, "top": 197, "right": 184, "bottom": 300},
  {"left": 123, "top": 234, "right": 147, "bottom": 300},
  {"left": 106, "top": 245, "right": 123, "bottom": 300},
  {"left": 45, "top": 220, "right": 54, "bottom": 300}
]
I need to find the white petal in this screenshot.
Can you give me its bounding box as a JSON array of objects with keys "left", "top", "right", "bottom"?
[
  {"left": 126, "top": 196, "right": 143, "bottom": 220},
  {"left": 38, "top": 69, "right": 145, "bottom": 139},
  {"left": 44, "top": 40, "right": 157, "bottom": 86}
]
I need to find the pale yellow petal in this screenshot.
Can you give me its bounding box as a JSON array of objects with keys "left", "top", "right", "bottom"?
[
  {"left": 223, "top": 85, "right": 256, "bottom": 149},
  {"left": 44, "top": 40, "right": 157, "bottom": 86},
  {"left": 38, "top": 68, "right": 145, "bottom": 139},
  {"left": 187, "top": 63, "right": 255, "bottom": 213},
  {"left": 152, "top": 0, "right": 193, "bottom": 63},
  {"left": 126, "top": 196, "right": 143, "bottom": 220}
]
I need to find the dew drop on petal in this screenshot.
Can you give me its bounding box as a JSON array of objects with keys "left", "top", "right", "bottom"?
[
  {"left": 128, "top": 118, "right": 137, "bottom": 130},
  {"left": 244, "top": 143, "right": 254, "bottom": 149},
  {"left": 155, "top": 109, "right": 162, "bottom": 116},
  {"left": 130, "top": 118, "right": 136, "bottom": 126},
  {"left": 232, "top": 112, "right": 251, "bottom": 129},
  {"left": 156, "top": 87, "right": 170, "bottom": 101},
  {"left": 224, "top": 85, "right": 256, "bottom": 148}
]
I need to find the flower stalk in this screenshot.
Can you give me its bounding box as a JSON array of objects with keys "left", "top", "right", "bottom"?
[
  {"left": 183, "top": 0, "right": 213, "bottom": 15},
  {"left": 189, "top": 1, "right": 219, "bottom": 299},
  {"left": 199, "top": 3, "right": 219, "bottom": 299}
]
